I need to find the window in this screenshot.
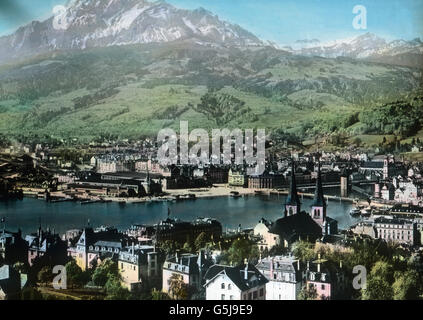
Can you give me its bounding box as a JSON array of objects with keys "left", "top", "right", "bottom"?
[
  {"left": 321, "top": 284, "right": 325, "bottom": 290},
  {"left": 221, "top": 294, "right": 225, "bottom": 300},
  {"left": 228, "top": 284, "right": 232, "bottom": 290},
  {"left": 259, "top": 288, "right": 264, "bottom": 297},
  {"left": 221, "top": 283, "right": 225, "bottom": 289},
  {"left": 253, "top": 291, "right": 258, "bottom": 299},
  {"left": 230, "top": 295, "right": 233, "bottom": 300}
]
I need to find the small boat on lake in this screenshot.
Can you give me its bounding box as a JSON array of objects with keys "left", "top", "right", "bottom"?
[
  {"left": 349, "top": 208, "right": 361, "bottom": 217},
  {"left": 360, "top": 207, "right": 372, "bottom": 217}
]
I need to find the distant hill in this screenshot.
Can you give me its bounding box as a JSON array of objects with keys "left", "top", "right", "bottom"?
[
  {"left": 0, "top": 0, "right": 421, "bottom": 145},
  {"left": 0, "top": 41, "right": 421, "bottom": 143},
  {"left": 283, "top": 33, "right": 423, "bottom": 69}
]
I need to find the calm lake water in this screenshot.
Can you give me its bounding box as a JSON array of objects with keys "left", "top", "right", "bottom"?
[{"left": 0, "top": 190, "right": 361, "bottom": 236}]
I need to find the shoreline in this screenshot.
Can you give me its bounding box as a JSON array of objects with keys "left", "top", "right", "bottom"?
[{"left": 20, "top": 184, "right": 377, "bottom": 207}]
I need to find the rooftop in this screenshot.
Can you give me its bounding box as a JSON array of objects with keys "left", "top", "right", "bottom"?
[{"left": 204, "top": 264, "right": 268, "bottom": 291}]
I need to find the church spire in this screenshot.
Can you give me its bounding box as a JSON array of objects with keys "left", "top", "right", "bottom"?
[
  {"left": 310, "top": 158, "right": 327, "bottom": 226},
  {"left": 285, "top": 160, "right": 301, "bottom": 216},
  {"left": 312, "top": 160, "right": 326, "bottom": 208}
]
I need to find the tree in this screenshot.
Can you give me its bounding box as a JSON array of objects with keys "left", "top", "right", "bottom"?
[
  {"left": 161, "top": 240, "right": 179, "bottom": 256},
  {"left": 104, "top": 275, "right": 130, "bottom": 300},
  {"left": 195, "top": 92, "right": 247, "bottom": 126},
  {"left": 151, "top": 288, "right": 171, "bottom": 300},
  {"left": 224, "top": 239, "right": 259, "bottom": 266},
  {"left": 21, "top": 287, "right": 44, "bottom": 300},
  {"left": 370, "top": 261, "right": 394, "bottom": 283},
  {"left": 353, "top": 137, "right": 362, "bottom": 147},
  {"left": 362, "top": 261, "right": 394, "bottom": 300},
  {"left": 92, "top": 259, "right": 119, "bottom": 287},
  {"left": 298, "top": 284, "right": 318, "bottom": 300},
  {"left": 183, "top": 235, "right": 195, "bottom": 253},
  {"left": 38, "top": 266, "right": 53, "bottom": 286},
  {"left": 65, "top": 260, "right": 85, "bottom": 289},
  {"left": 392, "top": 270, "right": 420, "bottom": 300},
  {"left": 13, "top": 262, "right": 28, "bottom": 274},
  {"left": 268, "top": 244, "right": 286, "bottom": 257},
  {"left": 292, "top": 240, "right": 315, "bottom": 262},
  {"left": 168, "top": 273, "right": 189, "bottom": 300},
  {"left": 362, "top": 276, "right": 393, "bottom": 300},
  {"left": 194, "top": 232, "right": 209, "bottom": 251}
]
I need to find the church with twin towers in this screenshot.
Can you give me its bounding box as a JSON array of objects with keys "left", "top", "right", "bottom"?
[{"left": 267, "top": 159, "right": 339, "bottom": 248}]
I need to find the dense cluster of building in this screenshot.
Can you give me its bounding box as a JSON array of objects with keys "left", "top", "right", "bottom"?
[{"left": 2, "top": 138, "right": 423, "bottom": 300}]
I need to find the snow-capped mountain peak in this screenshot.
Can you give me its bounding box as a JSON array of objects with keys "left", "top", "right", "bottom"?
[
  {"left": 283, "top": 32, "right": 423, "bottom": 67},
  {"left": 0, "top": 0, "right": 263, "bottom": 63}
]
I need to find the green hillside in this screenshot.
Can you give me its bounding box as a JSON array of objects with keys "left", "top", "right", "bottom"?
[{"left": 0, "top": 41, "right": 421, "bottom": 145}]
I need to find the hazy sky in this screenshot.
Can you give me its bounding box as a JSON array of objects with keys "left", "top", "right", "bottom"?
[{"left": 0, "top": 0, "right": 422, "bottom": 44}]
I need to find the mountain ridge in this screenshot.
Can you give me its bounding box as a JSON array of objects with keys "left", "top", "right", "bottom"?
[
  {"left": 283, "top": 33, "right": 423, "bottom": 68},
  {"left": 0, "top": 0, "right": 263, "bottom": 64}
]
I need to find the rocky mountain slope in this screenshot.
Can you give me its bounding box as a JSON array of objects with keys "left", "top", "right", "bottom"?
[{"left": 0, "top": 0, "right": 262, "bottom": 64}]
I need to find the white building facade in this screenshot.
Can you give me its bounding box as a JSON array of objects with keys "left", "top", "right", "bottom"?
[{"left": 256, "top": 256, "right": 303, "bottom": 300}]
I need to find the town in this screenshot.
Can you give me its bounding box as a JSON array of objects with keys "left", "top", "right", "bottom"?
[{"left": 1, "top": 136, "right": 423, "bottom": 300}]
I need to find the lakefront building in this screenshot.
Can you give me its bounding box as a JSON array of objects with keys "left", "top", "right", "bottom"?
[
  {"left": 228, "top": 169, "right": 246, "bottom": 187},
  {"left": 374, "top": 217, "right": 416, "bottom": 246}
]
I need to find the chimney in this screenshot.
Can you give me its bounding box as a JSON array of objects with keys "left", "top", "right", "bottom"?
[
  {"left": 244, "top": 258, "right": 248, "bottom": 280},
  {"left": 296, "top": 259, "right": 300, "bottom": 271},
  {"left": 307, "top": 261, "right": 310, "bottom": 270},
  {"left": 317, "top": 253, "right": 321, "bottom": 272},
  {"left": 339, "top": 260, "right": 343, "bottom": 269}
]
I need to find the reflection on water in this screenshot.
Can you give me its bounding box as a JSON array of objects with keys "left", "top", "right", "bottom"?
[{"left": 0, "top": 188, "right": 361, "bottom": 235}]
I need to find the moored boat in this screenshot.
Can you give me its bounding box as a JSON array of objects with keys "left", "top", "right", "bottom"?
[{"left": 349, "top": 208, "right": 361, "bottom": 217}]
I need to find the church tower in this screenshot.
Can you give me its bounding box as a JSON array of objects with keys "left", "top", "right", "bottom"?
[
  {"left": 285, "top": 161, "right": 301, "bottom": 217},
  {"left": 310, "top": 160, "right": 326, "bottom": 226},
  {"left": 383, "top": 156, "right": 389, "bottom": 180}
]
